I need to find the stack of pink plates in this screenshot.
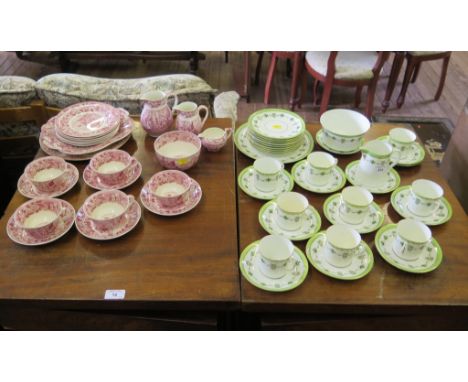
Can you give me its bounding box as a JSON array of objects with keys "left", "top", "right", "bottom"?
[{"left": 39, "top": 102, "right": 135, "bottom": 161}]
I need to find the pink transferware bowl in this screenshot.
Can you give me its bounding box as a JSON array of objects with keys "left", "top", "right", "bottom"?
[{"left": 154, "top": 130, "right": 201, "bottom": 171}]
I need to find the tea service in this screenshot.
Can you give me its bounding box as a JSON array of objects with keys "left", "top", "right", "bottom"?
[
  {"left": 140, "top": 90, "right": 178, "bottom": 137},
  {"left": 75, "top": 189, "right": 141, "bottom": 240},
  {"left": 154, "top": 130, "right": 201, "bottom": 171},
  {"left": 198, "top": 127, "right": 233, "bottom": 152},
  {"left": 323, "top": 186, "right": 384, "bottom": 234},
  {"left": 140, "top": 170, "right": 202, "bottom": 216},
  {"left": 7, "top": 198, "right": 75, "bottom": 246},
  {"left": 316, "top": 109, "right": 370, "bottom": 154},
  {"left": 18, "top": 156, "right": 79, "bottom": 198},
  {"left": 391, "top": 179, "right": 452, "bottom": 225},
  {"left": 291, "top": 152, "right": 346, "bottom": 194},
  {"left": 238, "top": 157, "right": 294, "bottom": 200},
  {"left": 258, "top": 194, "right": 321, "bottom": 241},
  {"left": 306, "top": 225, "right": 374, "bottom": 280},
  {"left": 83, "top": 149, "right": 142, "bottom": 190},
  {"left": 173, "top": 101, "right": 209, "bottom": 134},
  {"left": 239, "top": 234, "right": 309, "bottom": 292},
  {"left": 345, "top": 139, "right": 401, "bottom": 193},
  {"left": 375, "top": 219, "right": 443, "bottom": 273},
  {"left": 378, "top": 127, "right": 425, "bottom": 167}
]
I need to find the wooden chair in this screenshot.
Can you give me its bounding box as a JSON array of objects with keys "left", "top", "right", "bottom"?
[
  {"left": 300, "top": 51, "right": 389, "bottom": 118},
  {"left": 257, "top": 51, "right": 303, "bottom": 110},
  {"left": 396, "top": 51, "right": 451, "bottom": 109}
]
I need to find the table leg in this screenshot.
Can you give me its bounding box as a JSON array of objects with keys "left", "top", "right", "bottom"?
[{"left": 381, "top": 52, "right": 404, "bottom": 113}]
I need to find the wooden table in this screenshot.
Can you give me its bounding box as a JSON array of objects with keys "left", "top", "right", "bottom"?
[
  {"left": 236, "top": 122, "right": 468, "bottom": 330},
  {"left": 0, "top": 118, "right": 240, "bottom": 330}
]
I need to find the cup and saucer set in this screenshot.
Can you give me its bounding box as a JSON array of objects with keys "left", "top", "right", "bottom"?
[
  {"left": 323, "top": 186, "right": 385, "bottom": 234},
  {"left": 345, "top": 139, "right": 401, "bottom": 194},
  {"left": 238, "top": 157, "right": 294, "bottom": 200},
  {"left": 140, "top": 170, "right": 202, "bottom": 216},
  {"left": 306, "top": 225, "right": 374, "bottom": 281},
  {"left": 375, "top": 218, "right": 443, "bottom": 273},
  {"left": 378, "top": 127, "right": 425, "bottom": 167},
  {"left": 391, "top": 179, "right": 452, "bottom": 226},
  {"left": 292, "top": 151, "right": 346, "bottom": 194},
  {"left": 239, "top": 234, "right": 309, "bottom": 292},
  {"left": 83, "top": 149, "right": 142, "bottom": 190},
  {"left": 17, "top": 156, "right": 79, "bottom": 199},
  {"left": 7, "top": 197, "right": 76, "bottom": 246},
  {"left": 258, "top": 192, "right": 321, "bottom": 241},
  {"left": 75, "top": 189, "right": 141, "bottom": 240}
]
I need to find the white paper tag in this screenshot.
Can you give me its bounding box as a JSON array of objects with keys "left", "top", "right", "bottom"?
[{"left": 104, "top": 289, "right": 126, "bottom": 300}]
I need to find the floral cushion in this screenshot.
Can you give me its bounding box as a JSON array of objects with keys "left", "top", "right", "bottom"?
[
  {"left": 0, "top": 121, "right": 39, "bottom": 138},
  {"left": 306, "top": 51, "right": 378, "bottom": 80},
  {"left": 36, "top": 73, "right": 217, "bottom": 114},
  {"left": 0, "top": 76, "right": 37, "bottom": 107}
]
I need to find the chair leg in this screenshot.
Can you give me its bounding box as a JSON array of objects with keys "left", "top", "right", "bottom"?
[
  {"left": 382, "top": 52, "right": 404, "bottom": 113},
  {"left": 299, "top": 71, "right": 308, "bottom": 108},
  {"left": 264, "top": 54, "right": 278, "bottom": 105},
  {"left": 224, "top": 51, "right": 229, "bottom": 63},
  {"left": 319, "top": 82, "right": 333, "bottom": 116},
  {"left": 410, "top": 62, "right": 421, "bottom": 83},
  {"left": 286, "top": 58, "right": 292, "bottom": 78},
  {"left": 397, "top": 58, "right": 417, "bottom": 109},
  {"left": 354, "top": 85, "right": 363, "bottom": 108},
  {"left": 254, "top": 52, "right": 264, "bottom": 86},
  {"left": 289, "top": 52, "right": 302, "bottom": 111},
  {"left": 365, "top": 81, "right": 378, "bottom": 118},
  {"left": 435, "top": 55, "right": 450, "bottom": 101},
  {"left": 313, "top": 79, "right": 320, "bottom": 105}
]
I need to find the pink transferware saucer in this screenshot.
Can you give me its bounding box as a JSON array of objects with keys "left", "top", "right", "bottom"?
[
  {"left": 140, "top": 179, "right": 202, "bottom": 216},
  {"left": 17, "top": 162, "right": 79, "bottom": 198},
  {"left": 75, "top": 201, "right": 141, "bottom": 240},
  {"left": 82, "top": 162, "right": 142, "bottom": 190},
  {"left": 6, "top": 198, "right": 75, "bottom": 246}
]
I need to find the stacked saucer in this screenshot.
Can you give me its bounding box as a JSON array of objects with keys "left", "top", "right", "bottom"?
[
  {"left": 40, "top": 102, "right": 134, "bottom": 161},
  {"left": 83, "top": 149, "right": 142, "bottom": 191},
  {"left": 234, "top": 109, "right": 314, "bottom": 163},
  {"left": 7, "top": 198, "right": 75, "bottom": 246},
  {"left": 17, "top": 156, "right": 79, "bottom": 198}
]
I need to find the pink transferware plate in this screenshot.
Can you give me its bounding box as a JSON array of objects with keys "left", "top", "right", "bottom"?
[
  {"left": 140, "top": 179, "right": 202, "bottom": 216},
  {"left": 55, "top": 102, "right": 121, "bottom": 139},
  {"left": 40, "top": 135, "right": 132, "bottom": 161},
  {"left": 83, "top": 161, "right": 142, "bottom": 190},
  {"left": 17, "top": 162, "right": 79, "bottom": 198},
  {"left": 75, "top": 201, "right": 141, "bottom": 240},
  {"left": 6, "top": 198, "right": 75, "bottom": 246},
  {"left": 40, "top": 113, "right": 134, "bottom": 155}
]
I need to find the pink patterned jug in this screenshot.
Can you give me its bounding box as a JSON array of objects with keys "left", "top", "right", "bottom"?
[
  {"left": 140, "top": 91, "right": 178, "bottom": 137},
  {"left": 173, "top": 101, "right": 209, "bottom": 134}
]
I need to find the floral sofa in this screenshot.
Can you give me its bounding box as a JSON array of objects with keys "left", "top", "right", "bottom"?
[{"left": 0, "top": 73, "right": 238, "bottom": 138}]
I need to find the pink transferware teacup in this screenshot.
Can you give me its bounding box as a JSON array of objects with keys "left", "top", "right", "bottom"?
[
  {"left": 147, "top": 170, "right": 192, "bottom": 208},
  {"left": 14, "top": 198, "right": 64, "bottom": 239},
  {"left": 82, "top": 190, "right": 135, "bottom": 232},
  {"left": 198, "top": 127, "right": 233, "bottom": 152},
  {"left": 24, "top": 156, "right": 69, "bottom": 193},
  {"left": 89, "top": 149, "right": 138, "bottom": 185}
]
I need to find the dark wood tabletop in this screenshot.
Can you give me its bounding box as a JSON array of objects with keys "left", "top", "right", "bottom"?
[
  {"left": 237, "top": 122, "right": 468, "bottom": 315},
  {"left": 0, "top": 118, "right": 240, "bottom": 312}
]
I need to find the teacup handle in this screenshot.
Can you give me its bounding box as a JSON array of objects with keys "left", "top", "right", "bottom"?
[
  {"left": 224, "top": 127, "right": 233, "bottom": 140},
  {"left": 389, "top": 150, "right": 401, "bottom": 168},
  {"left": 168, "top": 94, "right": 179, "bottom": 113},
  {"left": 197, "top": 105, "right": 209, "bottom": 128}
]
